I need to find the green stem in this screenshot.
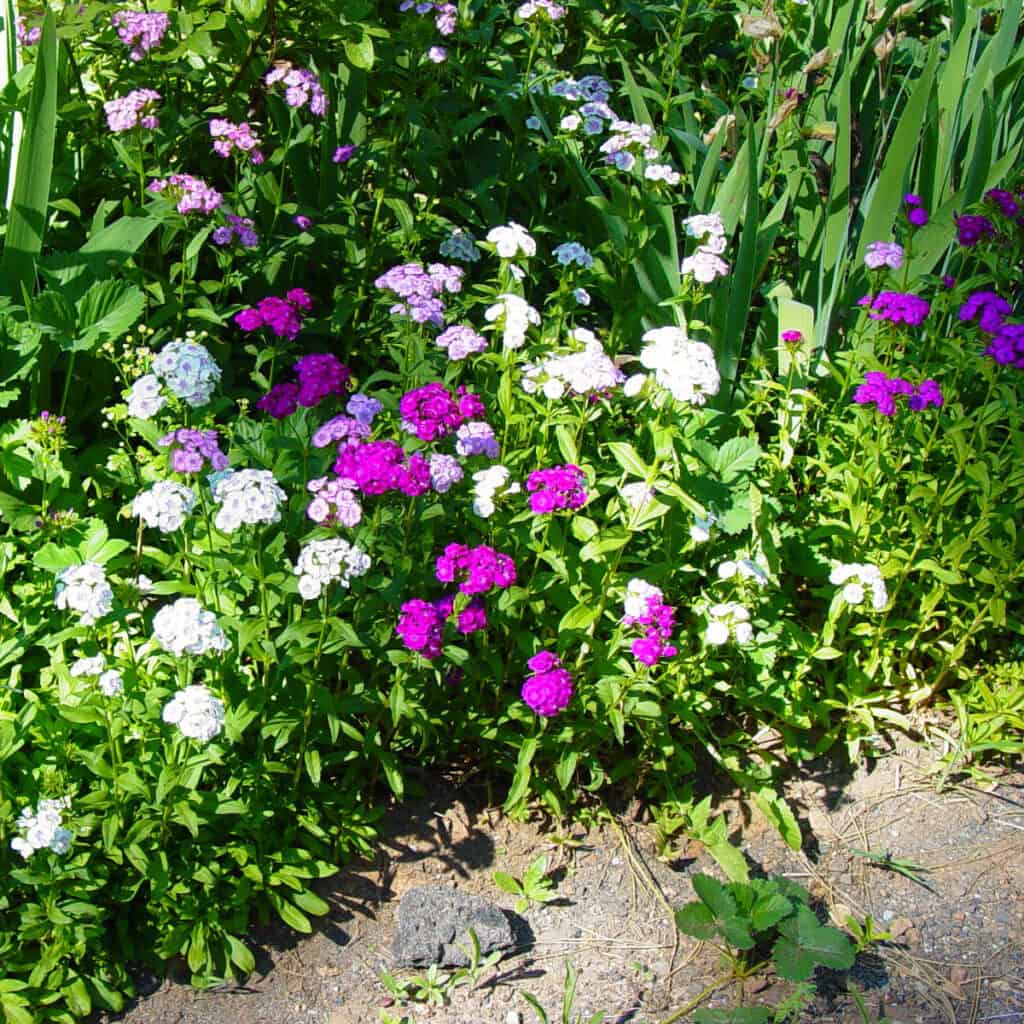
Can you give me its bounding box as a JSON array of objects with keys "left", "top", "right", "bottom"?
[{"left": 658, "top": 973, "right": 734, "bottom": 1024}]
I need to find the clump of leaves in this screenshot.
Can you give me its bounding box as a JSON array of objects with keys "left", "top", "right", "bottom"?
[
  {"left": 493, "top": 854, "right": 558, "bottom": 913},
  {"left": 674, "top": 874, "right": 856, "bottom": 1024}
]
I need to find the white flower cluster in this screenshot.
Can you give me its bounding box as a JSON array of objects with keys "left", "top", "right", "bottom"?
[
  {"left": 625, "top": 326, "right": 721, "bottom": 406},
  {"left": 439, "top": 228, "right": 481, "bottom": 262},
  {"left": 211, "top": 469, "right": 287, "bottom": 533},
  {"left": 718, "top": 558, "right": 770, "bottom": 586},
  {"left": 162, "top": 684, "right": 225, "bottom": 743},
  {"left": 11, "top": 797, "right": 73, "bottom": 859},
  {"left": 127, "top": 340, "right": 222, "bottom": 419},
  {"left": 830, "top": 563, "right": 888, "bottom": 610},
  {"left": 472, "top": 465, "right": 521, "bottom": 518},
  {"left": 484, "top": 293, "right": 541, "bottom": 350},
  {"left": 705, "top": 602, "right": 753, "bottom": 645},
  {"left": 552, "top": 242, "right": 593, "bottom": 268},
  {"left": 68, "top": 654, "right": 123, "bottom": 695},
  {"left": 294, "top": 538, "right": 371, "bottom": 600},
  {"left": 152, "top": 339, "right": 221, "bottom": 407},
  {"left": 623, "top": 578, "right": 662, "bottom": 618},
  {"left": 620, "top": 481, "right": 655, "bottom": 510},
  {"left": 681, "top": 212, "right": 730, "bottom": 283},
  {"left": 486, "top": 222, "right": 536, "bottom": 259},
  {"left": 521, "top": 328, "right": 624, "bottom": 399},
  {"left": 55, "top": 562, "right": 114, "bottom": 626},
  {"left": 132, "top": 480, "right": 197, "bottom": 533},
  {"left": 152, "top": 598, "right": 230, "bottom": 658}
]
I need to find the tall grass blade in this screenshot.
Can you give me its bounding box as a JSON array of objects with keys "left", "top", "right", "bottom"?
[{"left": 1, "top": 9, "right": 57, "bottom": 296}]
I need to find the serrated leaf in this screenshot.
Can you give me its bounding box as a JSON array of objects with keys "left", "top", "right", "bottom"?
[
  {"left": 73, "top": 279, "right": 145, "bottom": 351},
  {"left": 492, "top": 871, "right": 523, "bottom": 896},
  {"left": 772, "top": 905, "right": 855, "bottom": 981},
  {"left": 674, "top": 902, "right": 717, "bottom": 939}
]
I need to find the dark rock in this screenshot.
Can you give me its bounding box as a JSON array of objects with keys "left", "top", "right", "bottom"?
[{"left": 392, "top": 886, "right": 515, "bottom": 967}]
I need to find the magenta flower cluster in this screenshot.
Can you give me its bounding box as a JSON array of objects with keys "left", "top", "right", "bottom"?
[
  {"left": 857, "top": 291, "right": 930, "bottom": 327},
  {"left": 521, "top": 651, "right": 573, "bottom": 717},
  {"left": 333, "top": 144, "right": 357, "bottom": 164},
  {"left": 112, "top": 9, "right": 169, "bottom": 61},
  {"left": 104, "top": 89, "right": 160, "bottom": 133},
  {"left": 159, "top": 428, "right": 230, "bottom": 474},
  {"left": 210, "top": 119, "right": 264, "bottom": 164},
  {"left": 623, "top": 595, "right": 678, "bottom": 667},
  {"left": 985, "top": 188, "right": 1022, "bottom": 220},
  {"left": 306, "top": 476, "right": 362, "bottom": 527},
  {"left": 395, "top": 598, "right": 449, "bottom": 659},
  {"left": 256, "top": 353, "right": 351, "bottom": 419},
  {"left": 399, "top": 383, "right": 485, "bottom": 442},
  {"left": 264, "top": 64, "right": 327, "bottom": 115},
  {"left": 435, "top": 543, "right": 517, "bottom": 594},
  {"left": 959, "top": 290, "right": 1024, "bottom": 369},
  {"left": 212, "top": 214, "right": 259, "bottom": 248},
  {"left": 333, "top": 440, "right": 431, "bottom": 497},
  {"left": 234, "top": 289, "right": 313, "bottom": 340},
  {"left": 374, "top": 263, "right": 463, "bottom": 326},
  {"left": 148, "top": 174, "right": 223, "bottom": 215},
  {"left": 904, "top": 193, "right": 928, "bottom": 227},
  {"left": 526, "top": 464, "right": 588, "bottom": 514},
  {"left": 853, "top": 372, "right": 943, "bottom": 416}
]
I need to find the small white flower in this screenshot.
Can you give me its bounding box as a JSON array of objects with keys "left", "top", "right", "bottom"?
[
  {"left": 126, "top": 374, "right": 166, "bottom": 420},
  {"left": 11, "top": 797, "right": 73, "bottom": 859},
  {"left": 525, "top": 115, "right": 543, "bottom": 130},
  {"left": 681, "top": 248, "right": 730, "bottom": 283},
  {"left": 55, "top": 563, "right": 113, "bottom": 626},
  {"left": 293, "top": 538, "right": 370, "bottom": 600},
  {"left": 98, "top": 670, "right": 124, "bottom": 697},
  {"left": 212, "top": 468, "right": 286, "bottom": 533},
  {"left": 620, "top": 481, "right": 655, "bottom": 510},
  {"left": 624, "top": 579, "right": 662, "bottom": 619},
  {"left": 560, "top": 113, "right": 581, "bottom": 131},
  {"left": 152, "top": 339, "right": 221, "bottom": 408},
  {"left": 70, "top": 654, "right": 106, "bottom": 677},
  {"left": 484, "top": 293, "right": 541, "bottom": 350},
  {"left": 690, "top": 514, "right": 716, "bottom": 543},
  {"left": 830, "top": 563, "right": 887, "bottom": 610},
  {"left": 638, "top": 326, "right": 720, "bottom": 405},
  {"left": 705, "top": 602, "right": 752, "bottom": 645},
  {"left": 486, "top": 222, "right": 536, "bottom": 259},
  {"left": 152, "top": 598, "right": 230, "bottom": 658},
  {"left": 132, "top": 480, "right": 197, "bottom": 533}
]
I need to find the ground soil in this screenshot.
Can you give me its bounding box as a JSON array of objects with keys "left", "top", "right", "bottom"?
[{"left": 101, "top": 726, "right": 1024, "bottom": 1024}]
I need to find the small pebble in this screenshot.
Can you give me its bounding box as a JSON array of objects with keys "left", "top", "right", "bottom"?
[{"left": 506, "top": 1012, "right": 523, "bottom": 1024}]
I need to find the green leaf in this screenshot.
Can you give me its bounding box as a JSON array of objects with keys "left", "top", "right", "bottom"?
[
  {"left": 1, "top": 10, "right": 58, "bottom": 293},
  {"left": 303, "top": 747, "right": 322, "bottom": 785},
  {"left": 674, "top": 902, "right": 717, "bottom": 939},
  {"left": 607, "top": 442, "right": 649, "bottom": 478},
  {"left": 72, "top": 279, "right": 146, "bottom": 351},
  {"left": 579, "top": 527, "right": 630, "bottom": 562},
  {"left": 559, "top": 603, "right": 599, "bottom": 631},
  {"left": 1, "top": 997, "right": 35, "bottom": 1024},
  {"left": 268, "top": 891, "right": 313, "bottom": 933},
  {"left": 345, "top": 33, "right": 375, "bottom": 70},
  {"left": 291, "top": 889, "right": 330, "bottom": 916},
  {"left": 772, "top": 905, "right": 855, "bottom": 981},
  {"left": 226, "top": 934, "right": 255, "bottom": 975},
  {"left": 504, "top": 736, "right": 538, "bottom": 811},
  {"left": 752, "top": 789, "right": 803, "bottom": 851},
  {"left": 492, "top": 871, "right": 523, "bottom": 896}
]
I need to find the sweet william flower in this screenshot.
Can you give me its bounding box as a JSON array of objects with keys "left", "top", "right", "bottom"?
[
  {"left": 162, "top": 685, "right": 225, "bottom": 743},
  {"left": 521, "top": 651, "right": 573, "bottom": 716},
  {"left": 487, "top": 222, "right": 536, "bottom": 259}
]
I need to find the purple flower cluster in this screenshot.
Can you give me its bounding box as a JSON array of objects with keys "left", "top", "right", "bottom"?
[
  {"left": 623, "top": 595, "right": 678, "bottom": 667},
  {"left": 112, "top": 9, "right": 169, "bottom": 61},
  {"left": 857, "top": 291, "right": 930, "bottom": 326},
  {"left": 985, "top": 188, "right": 1021, "bottom": 219},
  {"left": 955, "top": 214, "right": 996, "bottom": 248},
  {"left": 311, "top": 414, "right": 371, "bottom": 448},
  {"left": 436, "top": 325, "right": 488, "bottom": 361},
  {"left": 264, "top": 64, "right": 327, "bottom": 115},
  {"left": 16, "top": 18, "right": 41, "bottom": 45},
  {"left": 959, "top": 290, "right": 1011, "bottom": 333},
  {"left": 374, "top": 263, "right": 463, "bottom": 326},
  {"left": 347, "top": 393, "right": 382, "bottom": 426},
  {"left": 853, "top": 371, "right": 943, "bottom": 416},
  {"left": 399, "top": 383, "right": 484, "bottom": 442},
  {"left": 864, "top": 241, "right": 904, "bottom": 271},
  {"left": 399, "top": 0, "right": 457, "bottom": 35},
  {"left": 435, "top": 544, "right": 517, "bottom": 594},
  {"left": 210, "top": 119, "right": 264, "bottom": 164},
  {"left": 985, "top": 324, "right": 1024, "bottom": 369},
  {"left": 212, "top": 214, "right": 259, "bottom": 248},
  {"left": 256, "top": 353, "right": 351, "bottom": 419},
  {"left": 396, "top": 598, "right": 447, "bottom": 660},
  {"left": 904, "top": 193, "right": 928, "bottom": 227},
  {"left": 104, "top": 89, "right": 160, "bottom": 133},
  {"left": 306, "top": 476, "right": 362, "bottom": 526},
  {"left": 521, "top": 651, "right": 573, "bottom": 717},
  {"left": 234, "top": 288, "right": 313, "bottom": 340},
  {"left": 333, "top": 144, "right": 357, "bottom": 164},
  {"left": 526, "top": 464, "right": 588, "bottom": 514},
  {"left": 147, "top": 174, "right": 222, "bottom": 215},
  {"left": 158, "top": 428, "right": 230, "bottom": 474},
  {"left": 333, "top": 440, "right": 431, "bottom": 497},
  {"left": 455, "top": 422, "right": 500, "bottom": 459},
  {"left": 428, "top": 453, "right": 463, "bottom": 493}
]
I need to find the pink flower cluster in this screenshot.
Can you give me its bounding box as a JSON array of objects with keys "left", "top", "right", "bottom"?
[
  {"left": 264, "top": 64, "right": 327, "bottom": 115},
  {"left": 256, "top": 354, "right": 351, "bottom": 419},
  {"left": 311, "top": 414, "right": 371, "bottom": 449},
  {"left": 234, "top": 289, "right": 313, "bottom": 340},
  {"left": 112, "top": 9, "right": 169, "bottom": 61},
  {"left": 333, "top": 440, "right": 430, "bottom": 497},
  {"left": 435, "top": 543, "right": 517, "bottom": 594},
  {"left": 158, "top": 428, "right": 230, "bottom": 474},
  {"left": 623, "top": 595, "right": 678, "bottom": 667},
  {"left": 396, "top": 593, "right": 486, "bottom": 659},
  {"left": 521, "top": 651, "right": 573, "bottom": 716},
  {"left": 399, "top": 383, "right": 485, "bottom": 442},
  {"left": 306, "top": 476, "right": 362, "bottom": 527},
  {"left": 526, "top": 464, "right": 587, "bottom": 514},
  {"left": 16, "top": 18, "right": 41, "bottom": 45},
  {"left": 104, "top": 89, "right": 161, "bottom": 133},
  {"left": 147, "top": 174, "right": 222, "bottom": 215},
  {"left": 853, "top": 371, "right": 943, "bottom": 416},
  {"left": 210, "top": 119, "right": 264, "bottom": 164},
  {"left": 436, "top": 325, "right": 488, "bottom": 361}
]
